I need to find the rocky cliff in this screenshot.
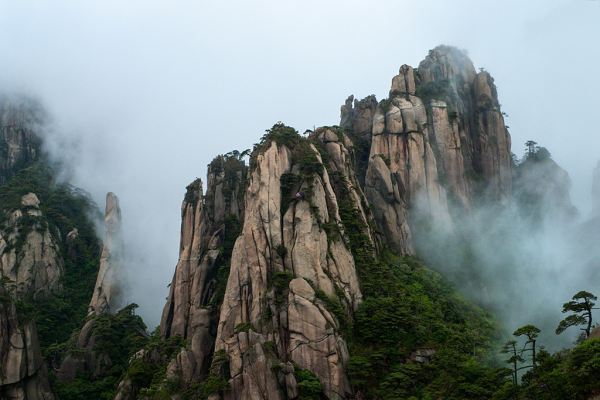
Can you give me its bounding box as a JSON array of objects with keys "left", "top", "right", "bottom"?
[
  {"left": 212, "top": 129, "right": 366, "bottom": 400},
  {"left": 4, "top": 45, "right": 593, "bottom": 400},
  {"left": 159, "top": 153, "right": 246, "bottom": 388},
  {"left": 0, "top": 97, "right": 42, "bottom": 185},
  {"left": 0, "top": 95, "right": 102, "bottom": 399},
  {"left": 0, "top": 284, "right": 54, "bottom": 400},
  {"left": 112, "top": 45, "right": 517, "bottom": 400},
  {"left": 56, "top": 192, "right": 124, "bottom": 382},
  {"left": 343, "top": 45, "right": 512, "bottom": 255},
  {"left": 88, "top": 192, "right": 122, "bottom": 315},
  {"left": 514, "top": 146, "right": 577, "bottom": 224},
  {"left": 0, "top": 193, "right": 64, "bottom": 299}
]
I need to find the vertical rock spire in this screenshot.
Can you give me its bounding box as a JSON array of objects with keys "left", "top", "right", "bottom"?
[
  {"left": 342, "top": 45, "right": 513, "bottom": 255},
  {"left": 88, "top": 192, "right": 122, "bottom": 315}
]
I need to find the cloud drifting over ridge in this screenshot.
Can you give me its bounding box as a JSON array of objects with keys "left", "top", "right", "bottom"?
[{"left": 0, "top": 0, "right": 598, "bottom": 327}]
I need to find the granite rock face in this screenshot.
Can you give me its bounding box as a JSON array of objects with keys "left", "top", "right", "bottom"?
[
  {"left": 0, "top": 193, "right": 63, "bottom": 298},
  {"left": 343, "top": 45, "right": 512, "bottom": 255},
  {"left": 158, "top": 154, "right": 247, "bottom": 388},
  {"left": 57, "top": 192, "right": 125, "bottom": 383},
  {"left": 0, "top": 97, "right": 42, "bottom": 185},
  {"left": 211, "top": 135, "right": 364, "bottom": 399},
  {"left": 88, "top": 192, "right": 123, "bottom": 315},
  {"left": 0, "top": 283, "right": 54, "bottom": 400},
  {"left": 144, "top": 46, "right": 519, "bottom": 399}
]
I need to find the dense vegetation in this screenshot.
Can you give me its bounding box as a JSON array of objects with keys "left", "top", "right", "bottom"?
[
  {"left": 2, "top": 123, "right": 598, "bottom": 400},
  {"left": 0, "top": 160, "right": 101, "bottom": 348},
  {"left": 51, "top": 305, "right": 149, "bottom": 400}
]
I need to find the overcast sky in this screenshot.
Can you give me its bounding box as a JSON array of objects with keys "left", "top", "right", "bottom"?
[{"left": 1, "top": 0, "right": 598, "bottom": 327}]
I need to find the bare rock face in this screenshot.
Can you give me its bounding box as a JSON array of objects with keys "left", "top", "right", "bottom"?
[
  {"left": 340, "top": 95, "right": 378, "bottom": 141},
  {"left": 390, "top": 65, "right": 416, "bottom": 96},
  {"left": 364, "top": 94, "right": 451, "bottom": 255},
  {"left": 428, "top": 100, "right": 470, "bottom": 208},
  {"left": 341, "top": 45, "right": 513, "bottom": 254},
  {"left": 0, "top": 285, "right": 55, "bottom": 400},
  {"left": 214, "top": 135, "right": 362, "bottom": 399},
  {"left": 0, "top": 193, "right": 63, "bottom": 298},
  {"left": 593, "top": 161, "right": 600, "bottom": 217},
  {"left": 159, "top": 154, "right": 247, "bottom": 386},
  {"left": 88, "top": 192, "right": 122, "bottom": 315},
  {"left": 418, "top": 46, "right": 512, "bottom": 200},
  {"left": 0, "top": 97, "right": 42, "bottom": 185},
  {"left": 57, "top": 192, "right": 124, "bottom": 382}
]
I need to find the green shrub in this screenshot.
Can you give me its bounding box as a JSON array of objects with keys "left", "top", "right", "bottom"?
[
  {"left": 294, "top": 367, "right": 324, "bottom": 400},
  {"left": 234, "top": 322, "right": 254, "bottom": 333}
]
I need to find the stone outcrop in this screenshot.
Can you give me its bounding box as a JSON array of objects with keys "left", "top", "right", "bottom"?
[
  {"left": 342, "top": 45, "right": 512, "bottom": 254},
  {"left": 0, "top": 96, "right": 42, "bottom": 185},
  {"left": 0, "top": 193, "right": 63, "bottom": 298},
  {"left": 57, "top": 192, "right": 124, "bottom": 382},
  {"left": 88, "top": 192, "right": 122, "bottom": 315},
  {"left": 213, "top": 134, "right": 363, "bottom": 399},
  {"left": 140, "top": 46, "right": 521, "bottom": 399},
  {"left": 417, "top": 46, "right": 512, "bottom": 200},
  {"left": 0, "top": 284, "right": 54, "bottom": 400},
  {"left": 158, "top": 154, "right": 247, "bottom": 387},
  {"left": 340, "top": 95, "right": 377, "bottom": 142},
  {"left": 514, "top": 151, "right": 576, "bottom": 224}
]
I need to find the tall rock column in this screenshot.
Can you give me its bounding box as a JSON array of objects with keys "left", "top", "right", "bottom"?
[
  {"left": 417, "top": 45, "right": 512, "bottom": 200},
  {"left": 57, "top": 192, "right": 125, "bottom": 382},
  {"left": 364, "top": 84, "right": 452, "bottom": 255},
  {"left": 214, "top": 129, "right": 362, "bottom": 399},
  {"left": 0, "top": 284, "right": 55, "bottom": 400},
  {"left": 89, "top": 192, "right": 122, "bottom": 315},
  {"left": 159, "top": 154, "right": 246, "bottom": 385},
  {"left": 0, "top": 96, "right": 42, "bottom": 184}
]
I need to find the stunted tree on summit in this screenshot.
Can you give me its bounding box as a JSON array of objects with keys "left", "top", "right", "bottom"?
[
  {"left": 525, "top": 140, "right": 538, "bottom": 157},
  {"left": 556, "top": 290, "right": 597, "bottom": 339}
]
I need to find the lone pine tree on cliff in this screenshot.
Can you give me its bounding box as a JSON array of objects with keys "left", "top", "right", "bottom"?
[{"left": 556, "top": 290, "right": 598, "bottom": 339}]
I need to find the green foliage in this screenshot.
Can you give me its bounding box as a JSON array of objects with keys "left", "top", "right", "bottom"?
[
  {"left": 234, "top": 322, "right": 254, "bottom": 333},
  {"left": 317, "top": 154, "right": 503, "bottom": 398},
  {"left": 348, "top": 254, "right": 501, "bottom": 398},
  {"left": 275, "top": 243, "right": 287, "bottom": 259},
  {"left": 125, "top": 331, "right": 186, "bottom": 397},
  {"left": 294, "top": 367, "right": 324, "bottom": 400},
  {"left": 517, "top": 338, "right": 600, "bottom": 400},
  {"left": 93, "top": 304, "right": 148, "bottom": 366},
  {"left": 0, "top": 161, "right": 101, "bottom": 349},
  {"left": 195, "top": 375, "right": 230, "bottom": 399},
  {"left": 259, "top": 122, "right": 302, "bottom": 148},
  {"left": 556, "top": 290, "right": 597, "bottom": 337},
  {"left": 310, "top": 282, "right": 349, "bottom": 336},
  {"left": 415, "top": 79, "right": 452, "bottom": 105},
  {"left": 52, "top": 304, "right": 151, "bottom": 400},
  {"left": 271, "top": 270, "right": 294, "bottom": 306},
  {"left": 513, "top": 324, "right": 540, "bottom": 341},
  {"left": 206, "top": 153, "right": 247, "bottom": 210}
]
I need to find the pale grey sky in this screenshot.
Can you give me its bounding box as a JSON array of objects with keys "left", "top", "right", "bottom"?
[{"left": 1, "top": 0, "right": 598, "bottom": 326}]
